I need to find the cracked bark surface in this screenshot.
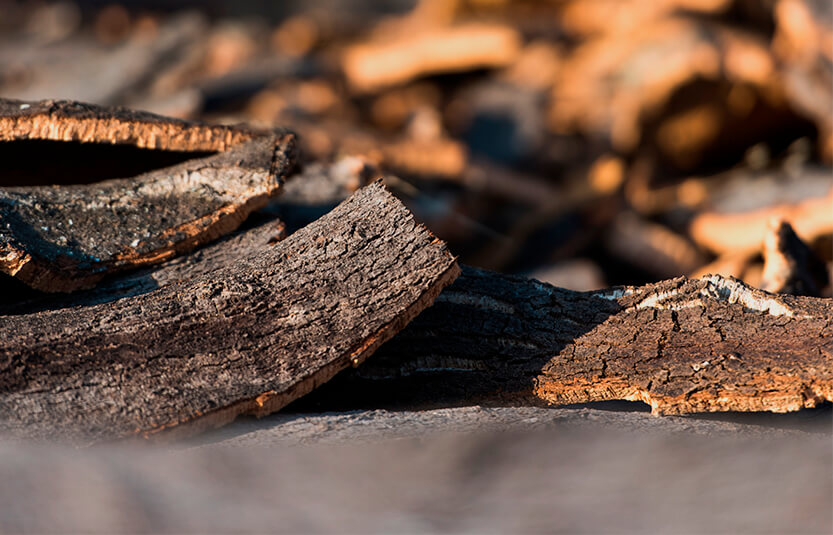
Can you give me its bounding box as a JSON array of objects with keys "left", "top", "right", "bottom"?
[
  {"left": 0, "top": 98, "right": 297, "bottom": 291},
  {"left": 307, "top": 266, "right": 833, "bottom": 415},
  {"left": 0, "top": 183, "right": 459, "bottom": 443}
]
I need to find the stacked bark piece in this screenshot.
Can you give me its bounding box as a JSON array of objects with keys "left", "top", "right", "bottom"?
[{"left": 0, "top": 99, "right": 831, "bottom": 444}]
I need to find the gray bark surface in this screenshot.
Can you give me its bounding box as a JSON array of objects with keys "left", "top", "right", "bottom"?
[{"left": 0, "top": 183, "right": 459, "bottom": 443}]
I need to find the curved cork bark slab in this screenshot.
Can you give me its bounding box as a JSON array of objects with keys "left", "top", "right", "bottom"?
[
  {"left": 328, "top": 267, "right": 833, "bottom": 415},
  {"left": 0, "top": 183, "right": 459, "bottom": 443},
  {"left": 0, "top": 98, "right": 261, "bottom": 151},
  {"left": 0, "top": 103, "right": 297, "bottom": 292}
]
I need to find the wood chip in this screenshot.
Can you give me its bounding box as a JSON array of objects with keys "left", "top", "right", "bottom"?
[
  {"left": 0, "top": 98, "right": 296, "bottom": 292},
  {"left": 549, "top": 15, "right": 785, "bottom": 159},
  {"left": 559, "top": 0, "right": 731, "bottom": 37},
  {"left": 0, "top": 183, "right": 460, "bottom": 443},
  {"left": 774, "top": 0, "right": 833, "bottom": 161},
  {"left": 320, "top": 266, "right": 833, "bottom": 415}
]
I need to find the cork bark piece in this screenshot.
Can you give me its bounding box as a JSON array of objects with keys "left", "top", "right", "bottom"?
[
  {"left": 343, "top": 23, "right": 521, "bottom": 92},
  {"left": 760, "top": 219, "right": 830, "bottom": 297},
  {"left": 0, "top": 215, "right": 288, "bottom": 316},
  {"left": 689, "top": 184, "right": 833, "bottom": 255},
  {"left": 0, "top": 99, "right": 297, "bottom": 292},
  {"left": 322, "top": 267, "right": 832, "bottom": 415},
  {"left": 0, "top": 98, "right": 261, "bottom": 153},
  {"left": 0, "top": 183, "right": 460, "bottom": 443},
  {"left": 0, "top": 157, "right": 375, "bottom": 316}
]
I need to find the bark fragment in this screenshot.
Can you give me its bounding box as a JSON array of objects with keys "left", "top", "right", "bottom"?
[
  {"left": 343, "top": 23, "right": 521, "bottom": 92},
  {"left": 0, "top": 214, "right": 288, "bottom": 316},
  {"left": 606, "top": 212, "right": 706, "bottom": 279},
  {"left": 0, "top": 98, "right": 296, "bottom": 292},
  {"left": 760, "top": 219, "right": 830, "bottom": 296},
  {"left": 689, "top": 180, "right": 833, "bottom": 255},
  {"left": 0, "top": 183, "right": 460, "bottom": 442},
  {"left": 0, "top": 98, "right": 262, "bottom": 153},
  {"left": 316, "top": 266, "right": 833, "bottom": 415}
]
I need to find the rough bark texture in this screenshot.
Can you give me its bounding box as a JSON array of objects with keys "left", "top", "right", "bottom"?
[
  {"left": 0, "top": 106, "right": 297, "bottom": 291},
  {"left": 311, "top": 266, "right": 833, "bottom": 415},
  {"left": 0, "top": 155, "right": 376, "bottom": 314},
  {"left": 0, "top": 183, "right": 460, "bottom": 443}
]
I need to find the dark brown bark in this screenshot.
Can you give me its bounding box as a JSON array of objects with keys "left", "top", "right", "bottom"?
[
  {"left": 0, "top": 214, "right": 288, "bottom": 316},
  {"left": 0, "top": 99, "right": 297, "bottom": 292},
  {"left": 313, "top": 266, "right": 833, "bottom": 415},
  {"left": 606, "top": 212, "right": 705, "bottom": 279},
  {"left": 0, "top": 156, "right": 377, "bottom": 315},
  {"left": 0, "top": 183, "right": 460, "bottom": 443},
  {"left": 279, "top": 156, "right": 378, "bottom": 206}
]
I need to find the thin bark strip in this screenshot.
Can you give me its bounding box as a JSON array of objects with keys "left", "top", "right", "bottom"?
[
  {"left": 0, "top": 98, "right": 261, "bottom": 152},
  {"left": 0, "top": 183, "right": 460, "bottom": 442},
  {"left": 327, "top": 266, "right": 833, "bottom": 415},
  {"left": 0, "top": 109, "right": 296, "bottom": 291},
  {"left": 343, "top": 23, "right": 521, "bottom": 92}
]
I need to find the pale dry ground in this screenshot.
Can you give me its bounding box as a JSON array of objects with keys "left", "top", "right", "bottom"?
[{"left": 0, "top": 405, "right": 830, "bottom": 534}]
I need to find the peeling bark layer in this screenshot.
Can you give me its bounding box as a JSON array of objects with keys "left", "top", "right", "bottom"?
[
  {"left": 0, "top": 123, "right": 296, "bottom": 292},
  {"left": 0, "top": 183, "right": 459, "bottom": 442},
  {"left": 319, "top": 267, "right": 833, "bottom": 415}
]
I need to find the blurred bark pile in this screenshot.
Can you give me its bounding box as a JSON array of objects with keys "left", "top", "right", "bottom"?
[{"left": 1, "top": 0, "right": 829, "bottom": 293}]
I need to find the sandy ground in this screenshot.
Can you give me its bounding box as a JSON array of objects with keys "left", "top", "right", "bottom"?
[{"left": 1, "top": 405, "right": 830, "bottom": 534}]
